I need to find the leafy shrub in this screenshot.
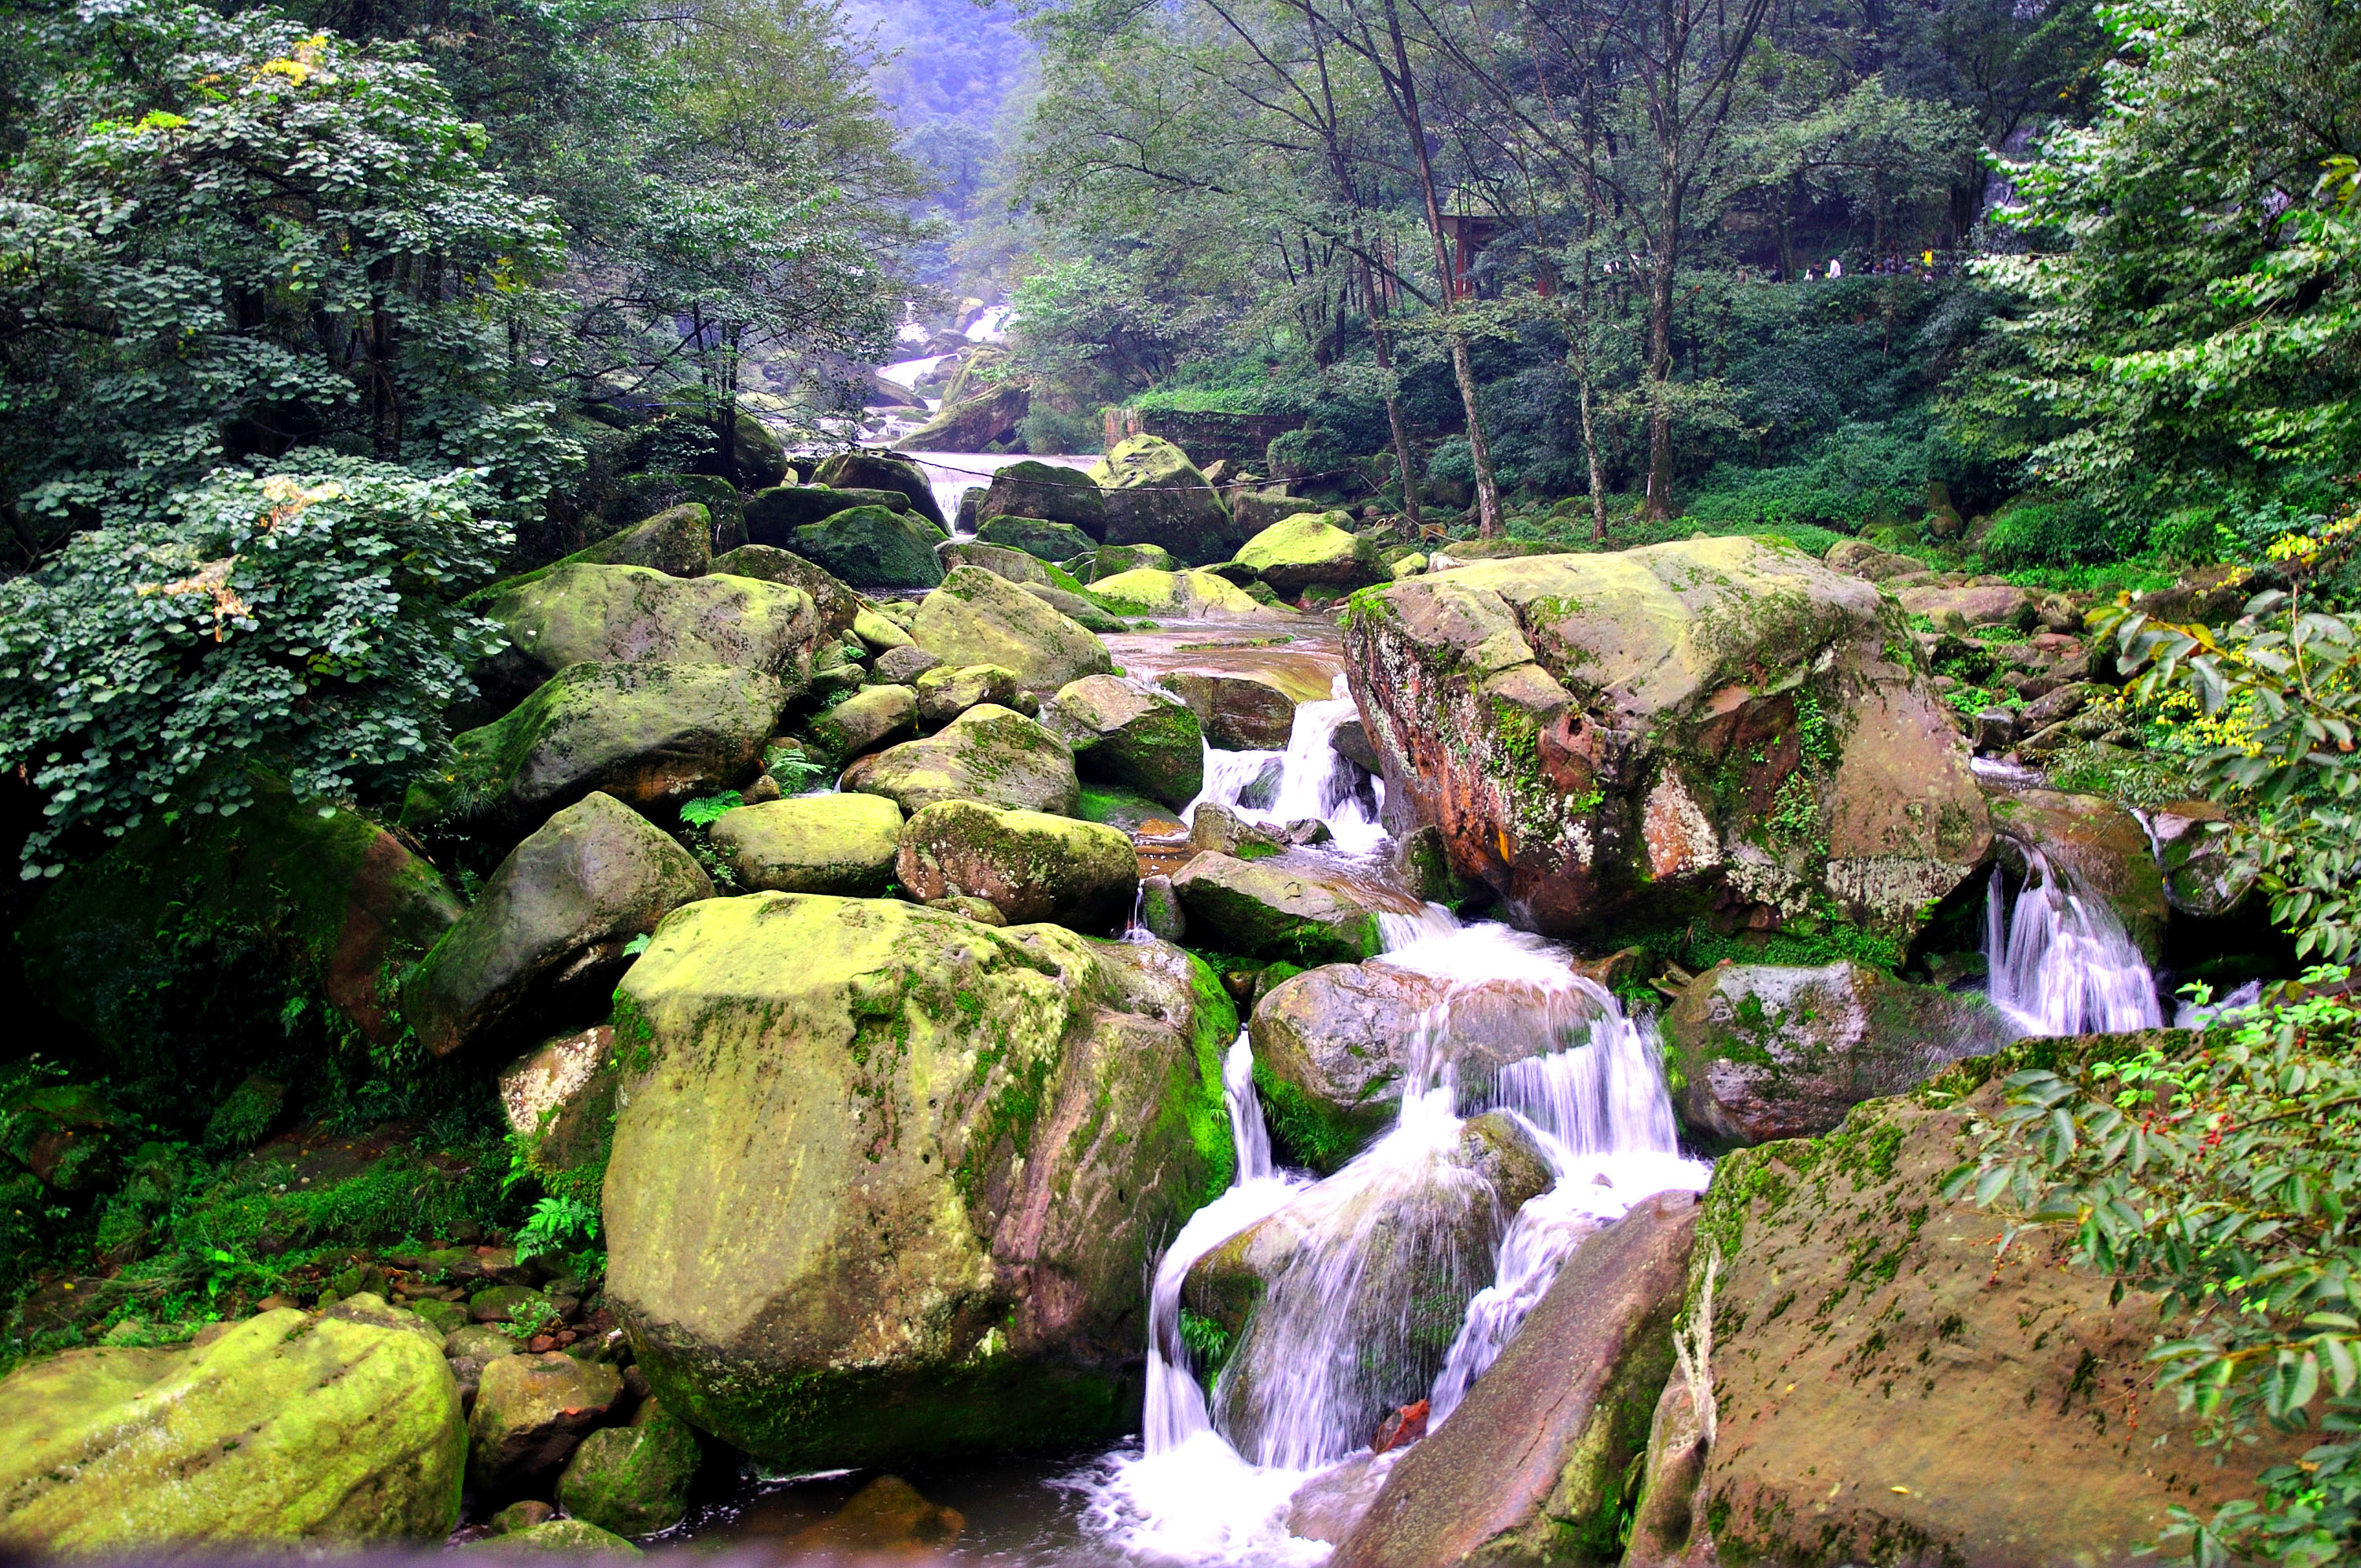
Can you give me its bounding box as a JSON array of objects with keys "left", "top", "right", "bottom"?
[
  {"left": 1982, "top": 494, "right": 2146, "bottom": 566},
  {"left": 0, "top": 459, "right": 511, "bottom": 875}
]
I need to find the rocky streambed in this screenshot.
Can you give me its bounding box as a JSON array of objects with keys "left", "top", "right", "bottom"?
[{"left": 0, "top": 442, "right": 2285, "bottom": 1566}]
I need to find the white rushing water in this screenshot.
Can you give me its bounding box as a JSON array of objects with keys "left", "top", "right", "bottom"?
[
  {"left": 1188, "top": 674, "right": 1388, "bottom": 854},
  {"left": 1984, "top": 845, "right": 2163, "bottom": 1035}
]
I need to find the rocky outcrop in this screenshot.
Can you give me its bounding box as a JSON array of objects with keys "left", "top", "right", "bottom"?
[
  {"left": 602, "top": 895, "right": 1234, "bottom": 1467},
  {"left": 1039, "top": 676, "right": 1206, "bottom": 810},
  {"left": 1089, "top": 568, "right": 1287, "bottom": 620},
  {"left": 2149, "top": 799, "right": 2252, "bottom": 917},
  {"left": 979, "top": 460, "right": 1107, "bottom": 539},
  {"left": 1679, "top": 1043, "right": 2289, "bottom": 1567},
  {"left": 475, "top": 565, "right": 817, "bottom": 708},
  {"left": 1659, "top": 961, "right": 2014, "bottom": 1147},
  {"left": 1158, "top": 671, "right": 1299, "bottom": 750},
  {"left": 911, "top": 566, "right": 1114, "bottom": 694},
  {"left": 709, "top": 544, "right": 864, "bottom": 644},
  {"left": 906, "top": 382, "right": 1029, "bottom": 451},
  {"left": 1090, "top": 436, "right": 1242, "bottom": 563},
  {"left": 403, "top": 793, "right": 710, "bottom": 1057},
  {"left": 1171, "top": 852, "right": 1384, "bottom": 965},
  {"left": 841, "top": 704, "right": 1081, "bottom": 817},
  {"left": 810, "top": 451, "right": 948, "bottom": 531},
  {"left": 1983, "top": 782, "right": 2171, "bottom": 961},
  {"left": 1343, "top": 537, "right": 1989, "bottom": 946},
  {"left": 789, "top": 504, "right": 948, "bottom": 590},
  {"left": 895, "top": 801, "right": 1138, "bottom": 928},
  {"left": 0, "top": 1307, "right": 464, "bottom": 1551},
  {"left": 401, "top": 663, "right": 785, "bottom": 839},
  {"left": 1334, "top": 1195, "right": 1698, "bottom": 1568},
  {"left": 708, "top": 793, "right": 904, "bottom": 895},
  {"left": 1234, "top": 512, "right": 1383, "bottom": 593},
  {"left": 23, "top": 769, "right": 458, "bottom": 1050}
]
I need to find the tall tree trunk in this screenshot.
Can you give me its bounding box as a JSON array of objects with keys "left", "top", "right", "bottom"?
[
  {"left": 1643, "top": 235, "right": 1677, "bottom": 518},
  {"left": 1379, "top": 0, "right": 1504, "bottom": 537},
  {"left": 1358, "top": 253, "right": 1424, "bottom": 529}
]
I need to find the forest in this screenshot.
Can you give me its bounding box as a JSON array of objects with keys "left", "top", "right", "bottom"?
[{"left": 1, "top": 0, "right": 2359, "bottom": 1559}]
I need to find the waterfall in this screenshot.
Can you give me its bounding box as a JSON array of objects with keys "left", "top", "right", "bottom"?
[
  {"left": 1186, "top": 675, "right": 1386, "bottom": 854},
  {"left": 1984, "top": 847, "right": 2162, "bottom": 1035}
]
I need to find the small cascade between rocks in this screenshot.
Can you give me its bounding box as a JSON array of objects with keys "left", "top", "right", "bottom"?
[
  {"left": 1984, "top": 846, "right": 2163, "bottom": 1035},
  {"left": 1188, "top": 675, "right": 1387, "bottom": 854}
]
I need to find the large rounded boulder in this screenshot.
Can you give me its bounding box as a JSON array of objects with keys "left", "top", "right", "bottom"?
[
  {"left": 600, "top": 895, "right": 1234, "bottom": 1468},
  {"left": 1343, "top": 536, "right": 1990, "bottom": 946},
  {"left": 810, "top": 451, "right": 948, "bottom": 531},
  {"left": 978, "top": 460, "right": 1107, "bottom": 540},
  {"left": 1038, "top": 676, "right": 1206, "bottom": 810},
  {"left": 792, "top": 505, "right": 947, "bottom": 590},
  {"left": 708, "top": 793, "right": 905, "bottom": 895},
  {"left": 708, "top": 545, "right": 865, "bottom": 644},
  {"left": 0, "top": 1307, "right": 463, "bottom": 1552},
  {"left": 910, "top": 566, "right": 1113, "bottom": 694},
  {"left": 1234, "top": 511, "right": 1383, "bottom": 593},
  {"left": 474, "top": 564, "right": 818, "bottom": 708},
  {"left": 1088, "top": 436, "right": 1243, "bottom": 564},
  {"left": 840, "top": 703, "right": 1081, "bottom": 816},
  {"left": 895, "top": 801, "right": 1138, "bottom": 929}
]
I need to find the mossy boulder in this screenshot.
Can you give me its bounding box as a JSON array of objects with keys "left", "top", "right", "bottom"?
[
  {"left": 841, "top": 704, "right": 1081, "bottom": 817},
  {"left": 1088, "top": 568, "right": 1285, "bottom": 621},
  {"left": 811, "top": 450, "right": 948, "bottom": 531},
  {"left": 710, "top": 544, "right": 864, "bottom": 644},
  {"left": 938, "top": 539, "right": 1055, "bottom": 587},
  {"left": 895, "top": 801, "right": 1138, "bottom": 928},
  {"left": 608, "top": 473, "right": 742, "bottom": 546},
  {"left": 1233, "top": 511, "right": 1382, "bottom": 593},
  {"left": 977, "top": 459, "right": 1108, "bottom": 539},
  {"left": 499, "top": 1025, "right": 619, "bottom": 1179},
  {"left": 911, "top": 566, "right": 1113, "bottom": 693},
  {"left": 1183, "top": 1112, "right": 1554, "bottom": 1462},
  {"left": 402, "top": 793, "right": 710, "bottom": 1058},
  {"left": 0, "top": 1307, "right": 463, "bottom": 1551},
  {"left": 916, "top": 663, "right": 1022, "bottom": 727},
  {"left": 470, "top": 1518, "right": 642, "bottom": 1556},
  {"left": 1039, "top": 675, "right": 1206, "bottom": 810},
  {"left": 1673, "top": 1048, "right": 2294, "bottom": 1568},
  {"left": 792, "top": 504, "right": 947, "bottom": 590},
  {"left": 474, "top": 564, "right": 818, "bottom": 709},
  {"left": 808, "top": 683, "right": 918, "bottom": 760},
  {"left": 2149, "top": 799, "right": 2252, "bottom": 917},
  {"left": 1659, "top": 961, "right": 2015, "bottom": 1148},
  {"left": 572, "top": 504, "right": 711, "bottom": 578},
  {"left": 708, "top": 794, "right": 905, "bottom": 895},
  {"left": 852, "top": 605, "right": 913, "bottom": 651},
  {"left": 556, "top": 1399, "right": 700, "bottom": 1537},
  {"left": 978, "top": 515, "right": 1098, "bottom": 560},
  {"left": 1089, "top": 436, "right": 1241, "bottom": 563},
  {"left": 21, "top": 769, "right": 459, "bottom": 1051},
  {"left": 745, "top": 484, "right": 904, "bottom": 543},
  {"left": 402, "top": 663, "right": 785, "bottom": 840},
  {"left": 1092, "top": 541, "right": 1178, "bottom": 577},
  {"left": 1342, "top": 536, "right": 1989, "bottom": 945},
  {"left": 467, "top": 1351, "right": 624, "bottom": 1499},
  {"left": 1170, "top": 851, "right": 1383, "bottom": 964},
  {"left": 1983, "top": 781, "right": 2171, "bottom": 961},
  {"left": 1156, "top": 672, "right": 1299, "bottom": 750},
  {"left": 600, "top": 895, "right": 1233, "bottom": 1468},
  {"left": 734, "top": 408, "right": 789, "bottom": 489}
]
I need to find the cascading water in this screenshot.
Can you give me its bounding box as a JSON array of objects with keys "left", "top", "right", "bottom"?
[
  {"left": 1984, "top": 845, "right": 2162, "bottom": 1035},
  {"left": 1187, "top": 675, "right": 1386, "bottom": 854}
]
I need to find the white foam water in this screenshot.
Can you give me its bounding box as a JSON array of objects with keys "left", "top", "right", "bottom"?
[
  {"left": 1188, "top": 676, "right": 1387, "bottom": 854},
  {"left": 1985, "top": 848, "right": 2162, "bottom": 1035}
]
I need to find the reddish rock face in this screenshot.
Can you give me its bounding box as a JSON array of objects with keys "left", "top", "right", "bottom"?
[{"left": 1342, "top": 537, "right": 1989, "bottom": 945}]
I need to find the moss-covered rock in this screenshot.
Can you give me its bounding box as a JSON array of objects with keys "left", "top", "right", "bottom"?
[
  {"left": 1677, "top": 1050, "right": 2290, "bottom": 1568},
  {"left": 1092, "top": 541, "right": 1178, "bottom": 577},
  {"left": 403, "top": 794, "right": 710, "bottom": 1058},
  {"left": 555, "top": 1399, "right": 700, "bottom": 1537},
  {"left": 1983, "top": 781, "right": 2171, "bottom": 961},
  {"left": 1155, "top": 672, "right": 1299, "bottom": 750},
  {"left": 811, "top": 451, "right": 948, "bottom": 531},
  {"left": 1039, "top": 676, "right": 1205, "bottom": 810},
  {"left": 1342, "top": 536, "right": 1989, "bottom": 946},
  {"left": 895, "top": 801, "right": 1138, "bottom": 928},
  {"left": 1088, "top": 568, "right": 1288, "bottom": 621},
  {"left": 977, "top": 515, "right": 1098, "bottom": 560},
  {"left": 1659, "top": 961, "right": 2014, "bottom": 1148},
  {"left": 600, "top": 895, "right": 1232, "bottom": 1467},
  {"left": 467, "top": 1351, "right": 624, "bottom": 1500},
  {"left": 744, "top": 484, "right": 905, "bottom": 543},
  {"left": 467, "top": 1517, "right": 643, "bottom": 1556},
  {"left": 474, "top": 564, "right": 817, "bottom": 710},
  {"left": 841, "top": 703, "right": 1081, "bottom": 817},
  {"left": 608, "top": 473, "right": 741, "bottom": 546},
  {"left": 571, "top": 504, "right": 711, "bottom": 579},
  {"left": 808, "top": 683, "right": 918, "bottom": 760},
  {"left": 915, "top": 663, "right": 1022, "bottom": 727},
  {"left": 20, "top": 769, "right": 459, "bottom": 1052},
  {"left": 911, "top": 566, "right": 1113, "bottom": 693},
  {"left": 938, "top": 539, "right": 1056, "bottom": 587},
  {"left": 978, "top": 460, "right": 1107, "bottom": 539},
  {"left": 0, "top": 1307, "right": 463, "bottom": 1551},
  {"left": 734, "top": 408, "right": 789, "bottom": 489},
  {"left": 2149, "top": 799, "right": 2252, "bottom": 917},
  {"left": 792, "top": 504, "right": 947, "bottom": 590},
  {"left": 1234, "top": 511, "right": 1382, "bottom": 593},
  {"left": 709, "top": 545, "right": 864, "bottom": 644},
  {"left": 1089, "top": 436, "right": 1241, "bottom": 563},
  {"left": 708, "top": 794, "right": 905, "bottom": 895},
  {"left": 1170, "top": 851, "right": 1382, "bottom": 964},
  {"left": 402, "top": 663, "right": 786, "bottom": 840},
  {"left": 499, "top": 1026, "right": 618, "bottom": 1181}
]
